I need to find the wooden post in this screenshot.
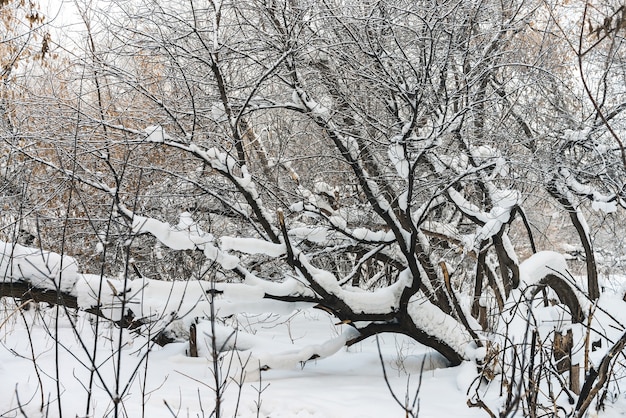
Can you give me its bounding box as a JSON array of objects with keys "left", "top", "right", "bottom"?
[
  {"left": 553, "top": 329, "right": 572, "bottom": 374},
  {"left": 553, "top": 329, "right": 579, "bottom": 393},
  {"left": 571, "top": 363, "right": 581, "bottom": 395},
  {"left": 189, "top": 323, "right": 198, "bottom": 357}
]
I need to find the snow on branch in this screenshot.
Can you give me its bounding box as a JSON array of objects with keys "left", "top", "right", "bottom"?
[
  {"left": 291, "top": 86, "right": 412, "bottom": 248},
  {"left": 548, "top": 177, "right": 600, "bottom": 299},
  {"left": 475, "top": 190, "right": 520, "bottom": 244},
  {"left": 0, "top": 239, "right": 316, "bottom": 320},
  {"left": 199, "top": 320, "right": 360, "bottom": 373},
  {"left": 407, "top": 295, "right": 474, "bottom": 359},
  {"left": 559, "top": 167, "right": 618, "bottom": 213},
  {"left": 292, "top": 248, "right": 408, "bottom": 315},
  {"left": 447, "top": 188, "right": 489, "bottom": 224},
  {"left": 74, "top": 274, "right": 314, "bottom": 325},
  {"left": 501, "top": 251, "right": 589, "bottom": 338},
  {"left": 140, "top": 125, "right": 280, "bottom": 243},
  {"left": 0, "top": 241, "right": 79, "bottom": 293},
  {"left": 144, "top": 125, "right": 174, "bottom": 142},
  {"left": 131, "top": 212, "right": 240, "bottom": 270},
  {"left": 388, "top": 137, "right": 410, "bottom": 180},
  {"left": 289, "top": 200, "right": 396, "bottom": 245},
  {"left": 221, "top": 237, "right": 286, "bottom": 257}
]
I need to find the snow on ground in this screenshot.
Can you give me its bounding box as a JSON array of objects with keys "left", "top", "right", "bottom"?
[
  {"left": 3, "top": 246, "right": 626, "bottom": 417},
  {"left": 3, "top": 294, "right": 626, "bottom": 417},
  {"left": 0, "top": 304, "right": 485, "bottom": 418}
]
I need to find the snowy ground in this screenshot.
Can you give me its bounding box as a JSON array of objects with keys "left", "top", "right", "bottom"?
[
  {"left": 2, "top": 300, "right": 626, "bottom": 417},
  {"left": 0, "top": 303, "right": 487, "bottom": 418}
]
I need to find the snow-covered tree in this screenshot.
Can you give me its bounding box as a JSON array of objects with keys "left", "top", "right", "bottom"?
[{"left": 3, "top": 0, "right": 626, "bottom": 415}]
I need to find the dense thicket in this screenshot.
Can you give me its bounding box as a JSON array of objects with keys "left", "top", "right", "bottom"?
[{"left": 2, "top": 1, "right": 626, "bottom": 416}]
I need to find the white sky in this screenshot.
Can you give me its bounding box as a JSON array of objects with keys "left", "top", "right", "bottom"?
[{"left": 41, "top": 0, "right": 82, "bottom": 29}]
